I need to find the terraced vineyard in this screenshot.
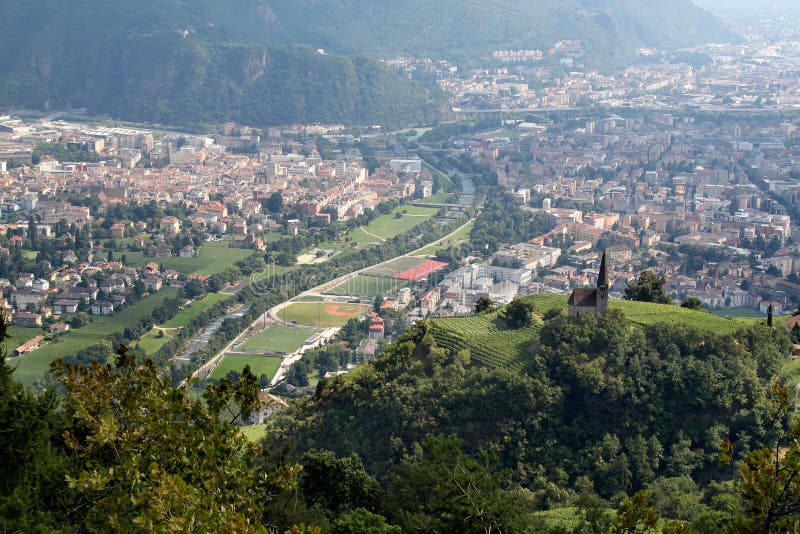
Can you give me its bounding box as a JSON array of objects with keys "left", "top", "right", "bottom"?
[{"left": 428, "top": 313, "right": 538, "bottom": 372}]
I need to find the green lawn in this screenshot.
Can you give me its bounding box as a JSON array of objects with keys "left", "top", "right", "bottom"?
[
  {"left": 136, "top": 328, "right": 176, "bottom": 355},
  {"left": 326, "top": 275, "right": 406, "bottom": 298},
  {"left": 209, "top": 355, "right": 282, "bottom": 381},
  {"left": 240, "top": 423, "right": 267, "bottom": 443},
  {"left": 10, "top": 288, "right": 179, "bottom": 385},
  {"left": 413, "top": 222, "right": 473, "bottom": 256},
  {"left": 278, "top": 302, "right": 370, "bottom": 328},
  {"left": 6, "top": 326, "right": 44, "bottom": 350},
  {"left": 161, "top": 293, "right": 231, "bottom": 328},
  {"left": 237, "top": 325, "right": 321, "bottom": 354},
  {"left": 320, "top": 205, "right": 439, "bottom": 250},
  {"left": 123, "top": 241, "right": 252, "bottom": 275}
]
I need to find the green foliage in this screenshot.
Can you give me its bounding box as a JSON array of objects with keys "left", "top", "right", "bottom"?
[
  {"left": 333, "top": 508, "right": 400, "bottom": 534},
  {"left": 299, "top": 450, "right": 381, "bottom": 516},
  {"left": 624, "top": 271, "right": 672, "bottom": 304},
  {"left": 681, "top": 296, "right": 704, "bottom": 311},
  {"left": 501, "top": 298, "right": 536, "bottom": 329},
  {"left": 474, "top": 296, "right": 496, "bottom": 314},
  {"left": 384, "top": 435, "right": 534, "bottom": 532}
]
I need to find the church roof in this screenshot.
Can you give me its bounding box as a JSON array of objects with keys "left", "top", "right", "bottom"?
[
  {"left": 597, "top": 250, "right": 608, "bottom": 287},
  {"left": 568, "top": 288, "right": 597, "bottom": 307}
]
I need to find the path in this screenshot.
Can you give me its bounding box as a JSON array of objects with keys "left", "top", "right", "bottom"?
[{"left": 359, "top": 227, "right": 386, "bottom": 243}]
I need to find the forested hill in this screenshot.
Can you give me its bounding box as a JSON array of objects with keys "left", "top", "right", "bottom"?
[
  {"left": 0, "top": 2, "right": 446, "bottom": 129},
  {"left": 264, "top": 301, "right": 798, "bottom": 530},
  {"left": 255, "top": 0, "right": 738, "bottom": 66}
]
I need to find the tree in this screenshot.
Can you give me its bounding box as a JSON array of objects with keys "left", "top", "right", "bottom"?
[
  {"left": 500, "top": 298, "right": 535, "bottom": 328},
  {"left": 299, "top": 450, "right": 381, "bottom": 515},
  {"left": 731, "top": 385, "right": 800, "bottom": 532},
  {"left": 333, "top": 509, "right": 400, "bottom": 534},
  {"left": 615, "top": 491, "right": 660, "bottom": 534},
  {"left": 474, "top": 296, "right": 495, "bottom": 314},
  {"left": 267, "top": 192, "right": 283, "bottom": 213},
  {"left": 624, "top": 271, "right": 671, "bottom": 304},
  {"left": 680, "top": 297, "right": 704, "bottom": 311}
]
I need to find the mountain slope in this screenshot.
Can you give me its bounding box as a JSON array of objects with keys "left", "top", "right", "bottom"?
[
  {"left": 0, "top": 0, "right": 735, "bottom": 127},
  {"left": 254, "top": 0, "right": 738, "bottom": 64},
  {"left": 0, "top": 1, "right": 446, "bottom": 128}
]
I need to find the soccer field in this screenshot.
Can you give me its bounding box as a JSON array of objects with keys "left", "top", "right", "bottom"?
[
  {"left": 238, "top": 325, "right": 321, "bottom": 354},
  {"left": 326, "top": 275, "right": 405, "bottom": 298},
  {"left": 209, "top": 355, "right": 282, "bottom": 381},
  {"left": 278, "top": 302, "right": 370, "bottom": 328}
]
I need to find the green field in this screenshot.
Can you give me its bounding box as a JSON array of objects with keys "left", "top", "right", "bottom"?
[
  {"left": 209, "top": 355, "right": 282, "bottom": 381},
  {"left": 413, "top": 222, "right": 473, "bottom": 256},
  {"left": 240, "top": 423, "right": 267, "bottom": 443},
  {"left": 122, "top": 241, "right": 252, "bottom": 275},
  {"left": 321, "top": 205, "right": 440, "bottom": 250},
  {"left": 6, "top": 326, "right": 44, "bottom": 350},
  {"left": 278, "top": 302, "right": 370, "bottom": 328},
  {"left": 326, "top": 275, "right": 406, "bottom": 298},
  {"left": 136, "top": 328, "right": 176, "bottom": 355},
  {"left": 161, "top": 293, "right": 232, "bottom": 328},
  {"left": 10, "top": 288, "right": 179, "bottom": 385},
  {"left": 238, "top": 325, "right": 321, "bottom": 354}
]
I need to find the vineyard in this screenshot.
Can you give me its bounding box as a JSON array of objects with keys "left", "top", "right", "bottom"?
[
  {"left": 520, "top": 294, "right": 768, "bottom": 335},
  {"left": 428, "top": 313, "right": 539, "bottom": 372},
  {"left": 429, "top": 295, "right": 776, "bottom": 373}
]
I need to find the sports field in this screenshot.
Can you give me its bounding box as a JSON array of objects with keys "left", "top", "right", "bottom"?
[
  {"left": 320, "top": 205, "right": 440, "bottom": 250},
  {"left": 395, "top": 260, "right": 449, "bottom": 281},
  {"left": 326, "top": 275, "right": 406, "bottom": 298},
  {"left": 278, "top": 302, "right": 370, "bottom": 328},
  {"left": 364, "top": 256, "right": 427, "bottom": 276},
  {"left": 238, "top": 325, "right": 321, "bottom": 354},
  {"left": 209, "top": 355, "right": 282, "bottom": 381}
]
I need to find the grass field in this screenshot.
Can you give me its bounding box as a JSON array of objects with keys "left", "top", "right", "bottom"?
[
  {"left": 10, "top": 288, "right": 179, "bottom": 385},
  {"left": 238, "top": 325, "right": 321, "bottom": 354},
  {"left": 6, "top": 326, "right": 44, "bottom": 349},
  {"left": 161, "top": 293, "right": 231, "bottom": 328},
  {"left": 413, "top": 222, "right": 473, "bottom": 256},
  {"left": 326, "top": 275, "right": 406, "bottom": 298},
  {"left": 136, "top": 328, "right": 175, "bottom": 355},
  {"left": 278, "top": 302, "right": 370, "bottom": 328},
  {"left": 123, "top": 241, "right": 252, "bottom": 275},
  {"left": 240, "top": 424, "right": 267, "bottom": 443},
  {"left": 209, "top": 355, "right": 282, "bottom": 381},
  {"left": 320, "top": 205, "right": 440, "bottom": 251}
]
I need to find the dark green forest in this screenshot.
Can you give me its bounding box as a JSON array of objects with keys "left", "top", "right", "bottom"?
[{"left": 2, "top": 303, "right": 800, "bottom": 531}]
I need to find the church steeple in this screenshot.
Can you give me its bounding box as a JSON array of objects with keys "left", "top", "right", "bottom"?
[
  {"left": 597, "top": 250, "right": 608, "bottom": 288},
  {"left": 596, "top": 250, "right": 609, "bottom": 313}
]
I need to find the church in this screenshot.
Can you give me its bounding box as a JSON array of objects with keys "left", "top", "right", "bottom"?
[{"left": 567, "top": 250, "right": 608, "bottom": 319}]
